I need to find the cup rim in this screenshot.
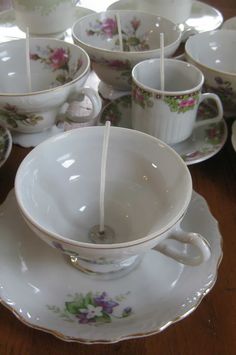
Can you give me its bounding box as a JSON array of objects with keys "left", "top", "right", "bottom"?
[
  {"left": 185, "top": 29, "right": 236, "bottom": 78},
  {"left": 132, "top": 58, "right": 204, "bottom": 96},
  {"left": 14, "top": 126, "right": 192, "bottom": 250},
  {"left": 72, "top": 10, "right": 182, "bottom": 56},
  {"left": 0, "top": 38, "right": 90, "bottom": 97}
]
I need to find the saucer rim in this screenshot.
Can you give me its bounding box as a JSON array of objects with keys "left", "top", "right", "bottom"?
[
  {"left": 0, "top": 124, "right": 12, "bottom": 168},
  {"left": 0, "top": 190, "right": 223, "bottom": 344}
]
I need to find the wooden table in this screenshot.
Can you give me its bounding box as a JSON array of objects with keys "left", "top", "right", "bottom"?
[{"left": 0, "top": 1, "right": 236, "bottom": 354}]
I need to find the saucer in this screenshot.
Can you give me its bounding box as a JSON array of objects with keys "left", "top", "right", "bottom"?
[
  {"left": 107, "top": 1, "right": 223, "bottom": 40},
  {"left": 0, "top": 124, "right": 12, "bottom": 167},
  {"left": 99, "top": 95, "right": 228, "bottom": 165},
  {"left": 0, "top": 189, "right": 222, "bottom": 343},
  {"left": 0, "top": 6, "right": 95, "bottom": 43}
]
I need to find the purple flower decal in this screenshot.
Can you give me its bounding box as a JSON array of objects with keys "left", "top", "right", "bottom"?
[
  {"left": 94, "top": 292, "right": 119, "bottom": 314},
  {"left": 48, "top": 291, "right": 133, "bottom": 325}
]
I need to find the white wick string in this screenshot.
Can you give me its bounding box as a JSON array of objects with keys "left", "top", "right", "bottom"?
[
  {"left": 25, "top": 27, "right": 32, "bottom": 92},
  {"left": 160, "top": 32, "right": 165, "bottom": 98},
  {"left": 99, "top": 121, "right": 111, "bottom": 233},
  {"left": 116, "top": 13, "right": 123, "bottom": 51}
]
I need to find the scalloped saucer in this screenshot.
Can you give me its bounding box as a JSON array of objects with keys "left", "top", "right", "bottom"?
[
  {"left": 99, "top": 95, "right": 227, "bottom": 165},
  {"left": 108, "top": 0, "right": 223, "bottom": 41},
  {"left": 0, "top": 124, "right": 12, "bottom": 168},
  {"left": 0, "top": 190, "right": 222, "bottom": 344}
]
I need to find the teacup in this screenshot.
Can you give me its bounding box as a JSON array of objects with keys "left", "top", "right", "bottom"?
[
  {"left": 0, "top": 38, "right": 101, "bottom": 134},
  {"left": 131, "top": 58, "right": 223, "bottom": 145},
  {"left": 72, "top": 10, "right": 181, "bottom": 91},
  {"left": 15, "top": 126, "right": 211, "bottom": 280},
  {"left": 136, "top": 0, "right": 193, "bottom": 24},
  {"left": 12, "top": 0, "right": 76, "bottom": 37},
  {"left": 185, "top": 29, "right": 236, "bottom": 118}
]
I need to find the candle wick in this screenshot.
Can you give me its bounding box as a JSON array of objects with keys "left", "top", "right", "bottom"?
[
  {"left": 116, "top": 13, "right": 123, "bottom": 52},
  {"left": 160, "top": 32, "right": 165, "bottom": 99},
  {"left": 99, "top": 121, "right": 111, "bottom": 234},
  {"left": 26, "top": 27, "right": 32, "bottom": 92}
]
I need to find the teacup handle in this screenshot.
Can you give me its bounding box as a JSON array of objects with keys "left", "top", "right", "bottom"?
[
  {"left": 155, "top": 229, "right": 211, "bottom": 266},
  {"left": 194, "top": 93, "right": 223, "bottom": 128},
  {"left": 60, "top": 87, "right": 102, "bottom": 125}
]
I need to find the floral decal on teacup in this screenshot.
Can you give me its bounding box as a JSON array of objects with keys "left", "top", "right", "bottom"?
[
  {"left": 204, "top": 76, "right": 236, "bottom": 114},
  {"left": 163, "top": 92, "right": 200, "bottom": 113},
  {"left": 132, "top": 83, "right": 200, "bottom": 113},
  {"left": 132, "top": 83, "right": 154, "bottom": 109},
  {"left": 86, "top": 16, "right": 150, "bottom": 51},
  {"left": 47, "top": 291, "right": 132, "bottom": 325},
  {"left": 30, "top": 47, "right": 83, "bottom": 85},
  {"left": 92, "top": 56, "right": 132, "bottom": 84},
  {"left": 0, "top": 104, "right": 43, "bottom": 129}
]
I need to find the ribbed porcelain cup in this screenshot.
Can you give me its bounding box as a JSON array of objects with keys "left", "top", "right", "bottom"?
[
  {"left": 15, "top": 126, "right": 211, "bottom": 280},
  {"left": 0, "top": 38, "right": 101, "bottom": 134},
  {"left": 131, "top": 58, "right": 224, "bottom": 145}
]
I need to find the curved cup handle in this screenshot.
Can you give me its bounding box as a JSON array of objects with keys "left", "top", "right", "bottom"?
[
  {"left": 194, "top": 93, "right": 224, "bottom": 128},
  {"left": 155, "top": 230, "right": 211, "bottom": 266},
  {"left": 59, "top": 87, "right": 102, "bottom": 126}
]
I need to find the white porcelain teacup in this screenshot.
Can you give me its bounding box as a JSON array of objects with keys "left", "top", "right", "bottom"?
[
  {"left": 132, "top": 58, "right": 224, "bottom": 145},
  {"left": 15, "top": 126, "right": 211, "bottom": 280},
  {"left": 0, "top": 38, "right": 101, "bottom": 134},
  {"left": 185, "top": 29, "right": 236, "bottom": 118},
  {"left": 12, "top": 0, "right": 77, "bottom": 37},
  {"left": 72, "top": 10, "right": 181, "bottom": 91},
  {"left": 136, "top": 0, "right": 193, "bottom": 24}
]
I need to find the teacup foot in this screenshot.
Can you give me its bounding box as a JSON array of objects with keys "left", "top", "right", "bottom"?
[
  {"left": 12, "top": 125, "right": 63, "bottom": 148},
  {"left": 69, "top": 255, "right": 142, "bottom": 281}
]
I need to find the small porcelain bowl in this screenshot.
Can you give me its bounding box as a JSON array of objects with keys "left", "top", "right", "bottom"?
[
  {"left": 15, "top": 126, "right": 210, "bottom": 279},
  {"left": 72, "top": 10, "right": 181, "bottom": 91},
  {"left": 0, "top": 38, "right": 101, "bottom": 134},
  {"left": 185, "top": 29, "right": 236, "bottom": 117}
]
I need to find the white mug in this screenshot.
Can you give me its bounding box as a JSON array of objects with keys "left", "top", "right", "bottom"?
[
  {"left": 12, "top": 0, "right": 76, "bottom": 36},
  {"left": 131, "top": 59, "right": 224, "bottom": 145}
]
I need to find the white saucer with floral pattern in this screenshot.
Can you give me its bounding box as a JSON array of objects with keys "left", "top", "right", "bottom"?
[
  {"left": 0, "top": 124, "right": 12, "bottom": 168},
  {"left": 100, "top": 95, "right": 227, "bottom": 165},
  {"left": 0, "top": 189, "right": 222, "bottom": 344}
]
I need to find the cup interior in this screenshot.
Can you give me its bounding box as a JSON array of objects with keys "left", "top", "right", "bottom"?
[
  {"left": 72, "top": 11, "right": 180, "bottom": 52},
  {"left": 15, "top": 127, "right": 192, "bottom": 246},
  {"left": 185, "top": 30, "right": 236, "bottom": 74},
  {"left": 132, "top": 58, "right": 203, "bottom": 92},
  {"left": 0, "top": 39, "right": 89, "bottom": 94}
]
